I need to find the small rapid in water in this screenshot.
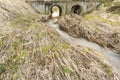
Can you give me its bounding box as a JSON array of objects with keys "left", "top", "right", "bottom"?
[{"left": 48, "top": 19, "right": 120, "bottom": 73}]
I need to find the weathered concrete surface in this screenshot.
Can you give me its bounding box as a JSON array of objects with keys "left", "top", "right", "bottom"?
[{"left": 29, "top": 1, "right": 101, "bottom": 15}]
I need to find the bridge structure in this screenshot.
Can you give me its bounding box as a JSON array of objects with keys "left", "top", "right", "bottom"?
[{"left": 26, "top": 0, "right": 102, "bottom": 16}]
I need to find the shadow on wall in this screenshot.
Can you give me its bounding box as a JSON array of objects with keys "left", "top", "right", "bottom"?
[{"left": 71, "top": 5, "right": 82, "bottom": 15}]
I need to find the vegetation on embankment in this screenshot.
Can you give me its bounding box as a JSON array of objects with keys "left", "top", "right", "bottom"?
[
  {"left": 104, "top": 0, "right": 120, "bottom": 15},
  {"left": 58, "top": 12, "right": 120, "bottom": 53},
  {"left": 0, "top": 0, "right": 120, "bottom": 80}
]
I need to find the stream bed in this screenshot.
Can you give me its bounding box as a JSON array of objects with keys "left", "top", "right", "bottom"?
[{"left": 48, "top": 19, "right": 120, "bottom": 73}]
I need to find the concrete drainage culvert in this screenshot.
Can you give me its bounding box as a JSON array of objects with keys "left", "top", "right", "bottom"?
[{"left": 51, "top": 5, "right": 62, "bottom": 18}]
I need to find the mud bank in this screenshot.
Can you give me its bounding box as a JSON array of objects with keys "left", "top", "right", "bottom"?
[{"left": 58, "top": 13, "right": 120, "bottom": 53}]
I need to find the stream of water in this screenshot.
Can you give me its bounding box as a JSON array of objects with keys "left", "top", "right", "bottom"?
[{"left": 48, "top": 19, "right": 120, "bottom": 73}]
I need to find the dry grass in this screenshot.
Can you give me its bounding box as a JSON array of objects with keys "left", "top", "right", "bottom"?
[
  {"left": 58, "top": 13, "right": 120, "bottom": 53},
  {"left": 0, "top": 0, "right": 120, "bottom": 80}
]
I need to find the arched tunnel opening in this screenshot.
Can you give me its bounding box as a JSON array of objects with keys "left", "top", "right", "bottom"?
[
  {"left": 71, "top": 5, "right": 82, "bottom": 15},
  {"left": 51, "top": 5, "right": 62, "bottom": 18}
]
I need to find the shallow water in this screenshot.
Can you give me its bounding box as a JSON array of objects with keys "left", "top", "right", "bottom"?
[{"left": 48, "top": 19, "right": 120, "bottom": 73}]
